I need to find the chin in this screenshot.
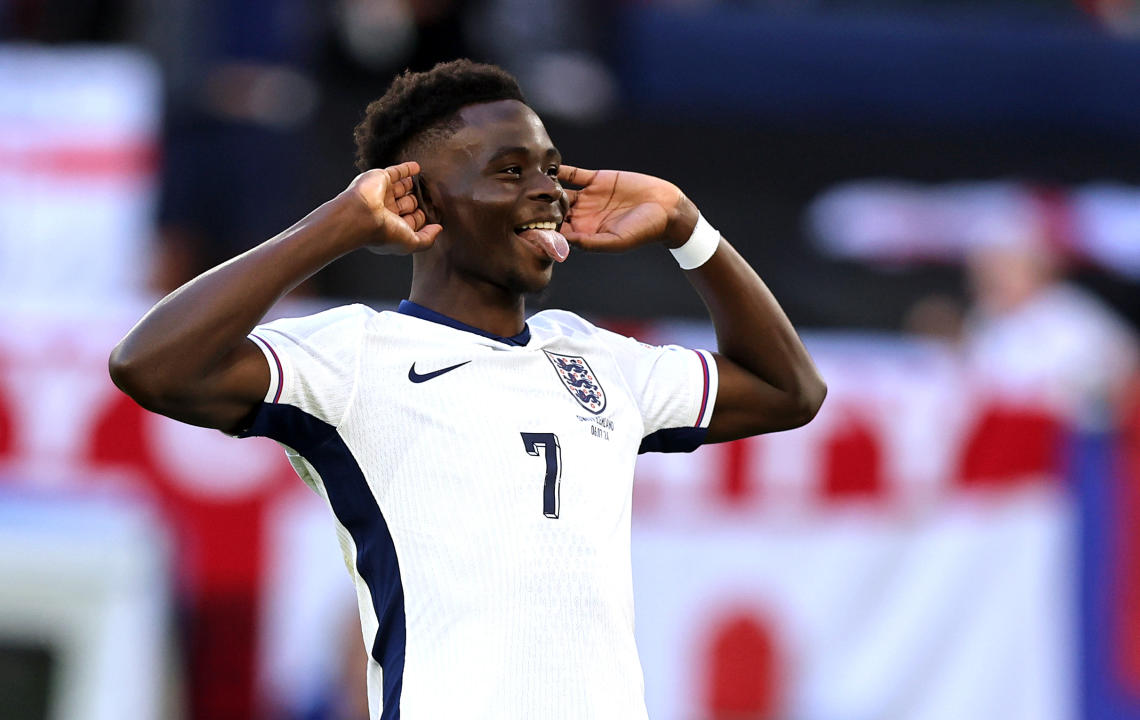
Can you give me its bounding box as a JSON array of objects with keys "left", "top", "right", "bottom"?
[{"left": 505, "top": 264, "right": 554, "bottom": 296}]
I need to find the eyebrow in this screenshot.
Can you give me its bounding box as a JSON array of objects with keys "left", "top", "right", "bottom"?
[{"left": 486, "top": 146, "right": 561, "bottom": 165}]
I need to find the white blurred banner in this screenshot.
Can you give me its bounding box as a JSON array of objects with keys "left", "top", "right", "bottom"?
[
  {"left": 808, "top": 179, "right": 1140, "bottom": 278},
  {"left": 0, "top": 47, "right": 160, "bottom": 304}
]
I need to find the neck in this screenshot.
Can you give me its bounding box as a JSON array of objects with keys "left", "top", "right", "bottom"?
[{"left": 408, "top": 276, "right": 527, "bottom": 338}]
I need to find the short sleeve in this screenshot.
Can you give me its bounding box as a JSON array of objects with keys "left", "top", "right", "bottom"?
[
  {"left": 239, "top": 304, "right": 373, "bottom": 438},
  {"left": 594, "top": 328, "right": 719, "bottom": 454}
]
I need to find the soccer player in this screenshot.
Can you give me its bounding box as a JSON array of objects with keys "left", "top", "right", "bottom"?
[{"left": 109, "top": 60, "right": 826, "bottom": 719}]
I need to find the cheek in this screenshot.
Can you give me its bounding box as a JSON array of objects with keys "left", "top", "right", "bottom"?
[
  {"left": 468, "top": 184, "right": 517, "bottom": 229},
  {"left": 437, "top": 182, "right": 514, "bottom": 237}
]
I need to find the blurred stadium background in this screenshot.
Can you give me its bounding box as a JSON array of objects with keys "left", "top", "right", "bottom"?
[{"left": 2, "top": 0, "right": 1140, "bottom": 718}]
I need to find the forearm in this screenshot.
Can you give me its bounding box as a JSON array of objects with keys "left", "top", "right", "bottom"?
[
  {"left": 673, "top": 208, "right": 826, "bottom": 436},
  {"left": 110, "top": 194, "right": 366, "bottom": 406},
  {"left": 688, "top": 239, "right": 823, "bottom": 401}
]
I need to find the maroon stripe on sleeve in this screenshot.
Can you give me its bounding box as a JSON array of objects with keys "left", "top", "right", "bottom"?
[
  {"left": 694, "top": 350, "right": 710, "bottom": 427},
  {"left": 251, "top": 334, "right": 284, "bottom": 403}
]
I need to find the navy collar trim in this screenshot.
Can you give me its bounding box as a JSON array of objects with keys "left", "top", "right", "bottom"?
[{"left": 396, "top": 300, "right": 531, "bottom": 346}]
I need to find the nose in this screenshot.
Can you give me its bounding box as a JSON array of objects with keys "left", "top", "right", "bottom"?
[{"left": 526, "top": 171, "right": 562, "bottom": 204}]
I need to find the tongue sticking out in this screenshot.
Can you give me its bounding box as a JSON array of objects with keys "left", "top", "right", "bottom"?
[{"left": 517, "top": 228, "right": 569, "bottom": 263}]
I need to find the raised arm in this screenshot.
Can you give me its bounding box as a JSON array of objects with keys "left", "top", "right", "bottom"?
[
  {"left": 558, "top": 165, "right": 826, "bottom": 442},
  {"left": 109, "top": 163, "right": 441, "bottom": 433}
]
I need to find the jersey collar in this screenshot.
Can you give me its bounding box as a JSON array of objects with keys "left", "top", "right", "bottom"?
[{"left": 397, "top": 300, "right": 532, "bottom": 347}]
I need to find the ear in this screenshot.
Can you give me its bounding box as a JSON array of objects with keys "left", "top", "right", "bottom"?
[{"left": 414, "top": 174, "right": 442, "bottom": 227}]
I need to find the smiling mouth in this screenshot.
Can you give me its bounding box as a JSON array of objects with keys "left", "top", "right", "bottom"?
[
  {"left": 514, "top": 222, "right": 569, "bottom": 262},
  {"left": 516, "top": 221, "right": 559, "bottom": 232}
]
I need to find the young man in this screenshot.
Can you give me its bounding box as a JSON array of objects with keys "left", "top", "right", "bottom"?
[{"left": 110, "top": 60, "right": 825, "bottom": 719}]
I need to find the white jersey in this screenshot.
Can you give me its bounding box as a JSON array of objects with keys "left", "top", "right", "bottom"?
[{"left": 242, "top": 301, "right": 718, "bottom": 720}]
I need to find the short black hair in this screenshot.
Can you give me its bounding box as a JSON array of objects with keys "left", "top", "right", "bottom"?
[{"left": 354, "top": 59, "right": 526, "bottom": 171}]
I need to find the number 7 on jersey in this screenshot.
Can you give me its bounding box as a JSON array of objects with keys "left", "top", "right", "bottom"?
[{"left": 520, "top": 432, "right": 562, "bottom": 518}]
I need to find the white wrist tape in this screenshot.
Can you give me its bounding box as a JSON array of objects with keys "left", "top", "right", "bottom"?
[{"left": 669, "top": 213, "right": 720, "bottom": 270}]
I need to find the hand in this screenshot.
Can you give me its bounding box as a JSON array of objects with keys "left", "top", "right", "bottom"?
[
  {"left": 342, "top": 161, "right": 443, "bottom": 254},
  {"left": 557, "top": 165, "right": 699, "bottom": 251}
]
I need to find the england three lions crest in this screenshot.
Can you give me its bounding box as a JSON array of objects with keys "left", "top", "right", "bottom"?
[{"left": 544, "top": 351, "right": 607, "bottom": 414}]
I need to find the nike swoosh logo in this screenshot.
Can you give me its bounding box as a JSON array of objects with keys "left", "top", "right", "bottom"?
[{"left": 408, "top": 360, "right": 471, "bottom": 383}]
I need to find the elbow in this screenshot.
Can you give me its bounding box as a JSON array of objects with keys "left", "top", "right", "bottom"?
[
  {"left": 805, "top": 376, "right": 828, "bottom": 421},
  {"left": 109, "top": 344, "right": 146, "bottom": 399},
  {"left": 108, "top": 343, "right": 168, "bottom": 411},
  {"left": 787, "top": 375, "right": 828, "bottom": 429}
]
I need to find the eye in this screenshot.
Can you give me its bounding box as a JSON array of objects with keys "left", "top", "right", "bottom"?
[
  {"left": 498, "top": 166, "right": 522, "bottom": 178},
  {"left": 546, "top": 165, "right": 559, "bottom": 178}
]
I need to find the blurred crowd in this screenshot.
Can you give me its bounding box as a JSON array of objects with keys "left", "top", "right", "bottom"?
[{"left": 3, "top": 0, "right": 1138, "bottom": 328}]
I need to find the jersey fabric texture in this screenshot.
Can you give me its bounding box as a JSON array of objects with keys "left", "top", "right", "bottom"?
[{"left": 241, "top": 301, "right": 718, "bottom": 720}]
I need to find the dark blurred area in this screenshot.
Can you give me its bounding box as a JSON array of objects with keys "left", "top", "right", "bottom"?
[{"left": 5, "top": 0, "right": 1137, "bottom": 331}]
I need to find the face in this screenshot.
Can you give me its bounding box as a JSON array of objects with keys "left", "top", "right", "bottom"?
[{"left": 416, "top": 100, "right": 569, "bottom": 295}]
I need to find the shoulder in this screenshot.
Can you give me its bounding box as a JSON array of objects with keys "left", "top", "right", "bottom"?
[
  {"left": 256, "top": 303, "right": 377, "bottom": 345},
  {"left": 529, "top": 309, "right": 607, "bottom": 339},
  {"left": 529, "top": 309, "right": 665, "bottom": 365}
]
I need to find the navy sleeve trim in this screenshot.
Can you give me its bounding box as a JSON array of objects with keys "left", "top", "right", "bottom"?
[{"left": 638, "top": 426, "right": 709, "bottom": 454}]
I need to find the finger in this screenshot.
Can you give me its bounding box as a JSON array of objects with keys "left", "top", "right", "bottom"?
[
  {"left": 557, "top": 164, "right": 596, "bottom": 187},
  {"left": 389, "top": 176, "right": 415, "bottom": 198},
  {"left": 401, "top": 208, "right": 427, "bottom": 231},
  {"left": 388, "top": 194, "right": 417, "bottom": 215},
  {"left": 563, "top": 189, "right": 580, "bottom": 207},
  {"left": 386, "top": 161, "right": 420, "bottom": 184}
]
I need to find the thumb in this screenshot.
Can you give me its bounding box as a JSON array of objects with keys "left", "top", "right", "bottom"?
[
  {"left": 414, "top": 223, "right": 443, "bottom": 248},
  {"left": 414, "top": 225, "right": 440, "bottom": 244},
  {"left": 563, "top": 230, "right": 621, "bottom": 252}
]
